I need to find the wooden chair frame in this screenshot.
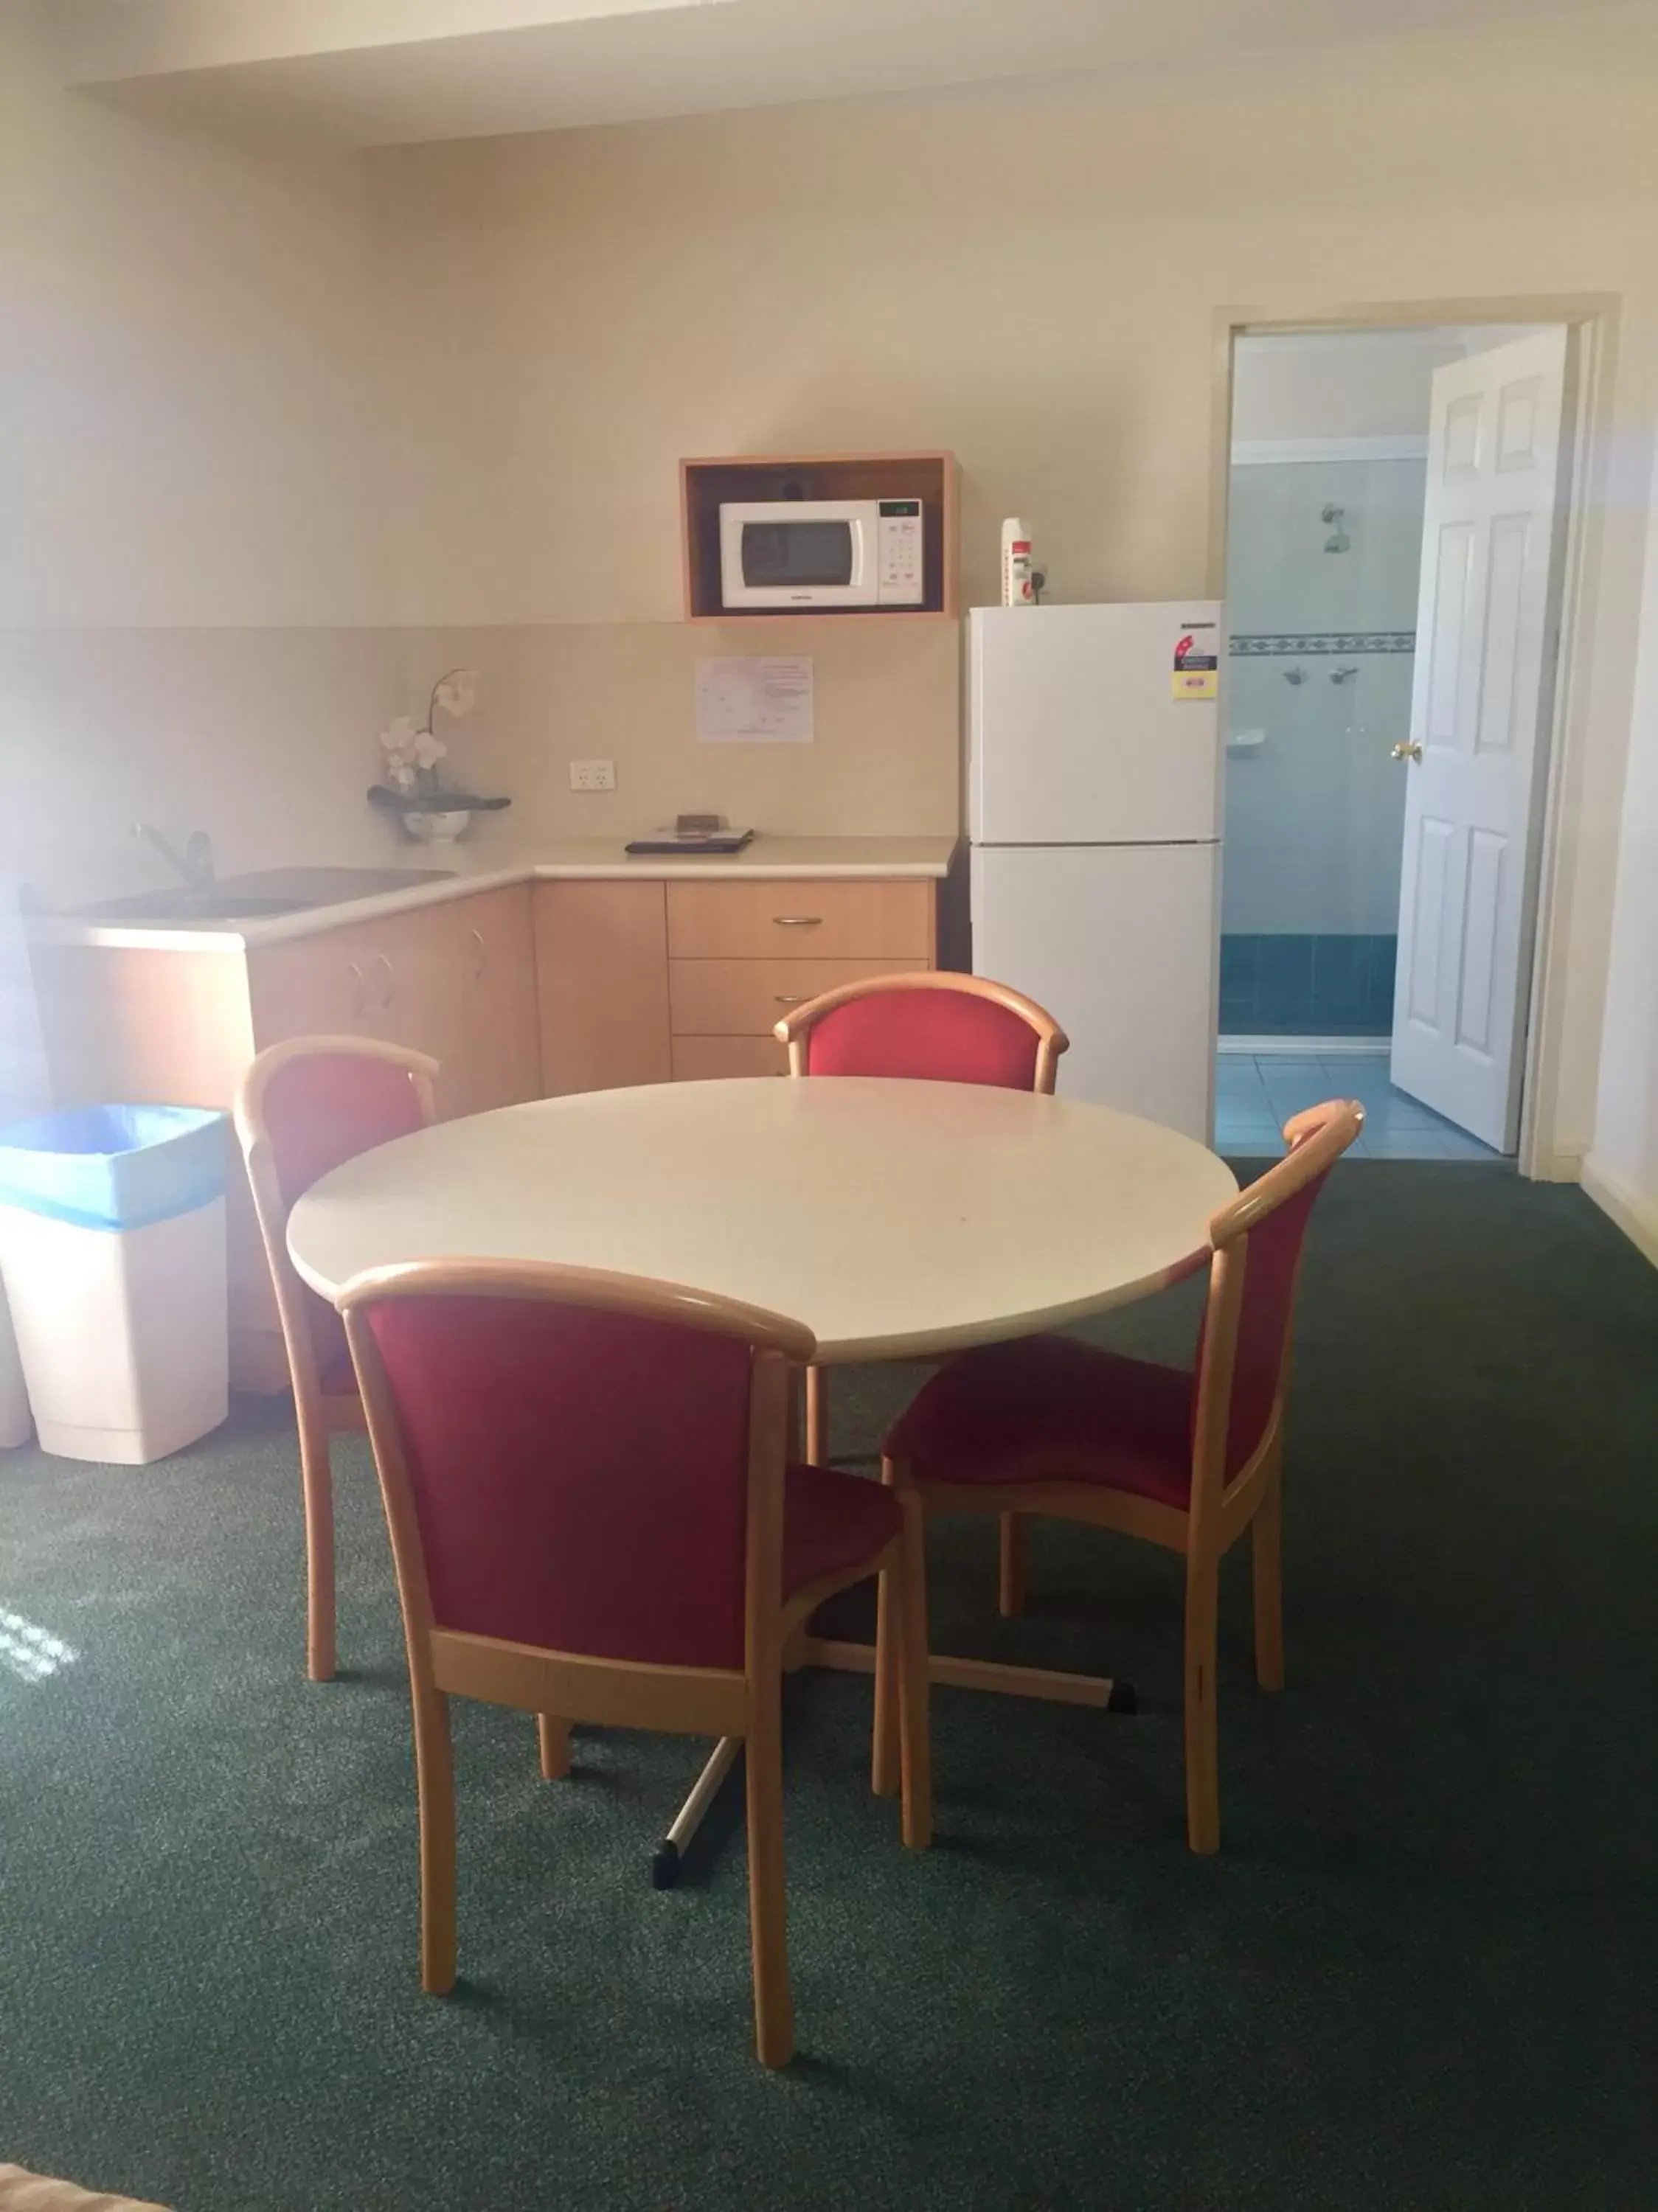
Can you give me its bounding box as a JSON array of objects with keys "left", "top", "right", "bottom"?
[
  {"left": 339, "top": 1256, "right": 933, "bottom": 2070},
  {"left": 233, "top": 1033, "right": 439, "bottom": 1682},
  {"left": 873, "top": 1099, "right": 1363, "bottom": 1856},
  {"left": 774, "top": 970, "right": 1070, "bottom": 1527}
]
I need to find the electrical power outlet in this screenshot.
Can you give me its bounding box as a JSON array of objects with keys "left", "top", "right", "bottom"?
[{"left": 569, "top": 759, "right": 616, "bottom": 792}]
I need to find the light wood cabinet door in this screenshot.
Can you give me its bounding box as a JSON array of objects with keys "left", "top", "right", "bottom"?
[
  {"left": 534, "top": 881, "right": 672, "bottom": 1095},
  {"left": 450, "top": 885, "right": 541, "bottom": 1119},
  {"left": 247, "top": 925, "right": 379, "bottom": 1047},
  {"left": 354, "top": 905, "right": 465, "bottom": 1076},
  {"left": 665, "top": 878, "right": 934, "bottom": 961}
]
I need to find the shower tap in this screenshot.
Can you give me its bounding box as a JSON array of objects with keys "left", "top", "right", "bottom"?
[
  {"left": 1322, "top": 503, "right": 1350, "bottom": 554},
  {"left": 1283, "top": 665, "right": 1306, "bottom": 686},
  {"left": 1330, "top": 664, "right": 1359, "bottom": 684}
]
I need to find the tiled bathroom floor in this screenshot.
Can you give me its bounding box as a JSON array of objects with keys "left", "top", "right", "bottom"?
[{"left": 1215, "top": 1049, "right": 1507, "bottom": 1161}]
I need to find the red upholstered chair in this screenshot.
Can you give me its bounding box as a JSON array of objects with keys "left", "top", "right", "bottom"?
[
  {"left": 873, "top": 1099, "right": 1363, "bottom": 1855},
  {"left": 339, "top": 1259, "right": 932, "bottom": 2069},
  {"left": 234, "top": 1035, "right": 437, "bottom": 1681},
  {"left": 773, "top": 970, "right": 1069, "bottom": 1606}
]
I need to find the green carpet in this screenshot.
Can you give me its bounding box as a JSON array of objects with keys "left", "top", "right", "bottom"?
[{"left": 1, "top": 1164, "right": 1654, "bottom": 2211}]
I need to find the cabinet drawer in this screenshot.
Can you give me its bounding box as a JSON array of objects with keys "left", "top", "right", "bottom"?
[
  {"left": 665, "top": 880, "right": 934, "bottom": 961},
  {"left": 670, "top": 958, "right": 915, "bottom": 1037},
  {"left": 671, "top": 1034, "right": 788, "bottom": 1081}
]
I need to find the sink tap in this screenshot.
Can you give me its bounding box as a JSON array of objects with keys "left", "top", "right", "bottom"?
[{"left": 133, "top": 823, "right": 215, "bottom": 893}]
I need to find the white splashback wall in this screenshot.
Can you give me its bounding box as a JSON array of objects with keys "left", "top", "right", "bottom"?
[{"left": 1222, "top": 456, "right": 1426, "bottom": 936}]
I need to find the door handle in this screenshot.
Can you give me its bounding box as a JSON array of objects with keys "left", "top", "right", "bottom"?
[
  {"left": 772, "top": 915, "right": 823, "bottom": 928},
  {"left": 1391, "top": 741, "right": 1423, "bottom": 763},
  {"left": 373, "top": 953, "right": 395, "bottom": 1011}
]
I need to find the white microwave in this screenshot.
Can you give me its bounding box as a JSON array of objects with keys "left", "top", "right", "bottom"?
[{"left": 718, "top": 498, "right": 926, "bottom": 611}]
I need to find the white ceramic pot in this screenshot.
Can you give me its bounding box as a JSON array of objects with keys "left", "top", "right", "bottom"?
[{"left": 402, "top": 808, "right": 471, "bottom": 846}]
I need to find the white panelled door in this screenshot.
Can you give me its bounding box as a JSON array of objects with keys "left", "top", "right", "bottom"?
[{"left": 1390, "top": 327, "right": 1572, "bottom": 1151}]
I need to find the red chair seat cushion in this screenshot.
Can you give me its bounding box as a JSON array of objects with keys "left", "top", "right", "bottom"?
[
  {"left": 885, "top": 1335, "right": 1195, "bottom": 1509},
  {"left": 783, "top": 1461, "right": 901, "bottom": 1599}
]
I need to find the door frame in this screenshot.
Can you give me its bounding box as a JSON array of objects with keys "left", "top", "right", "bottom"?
[{"left": 1207, "top": 293, "right": 1618, "bottom": 1180}]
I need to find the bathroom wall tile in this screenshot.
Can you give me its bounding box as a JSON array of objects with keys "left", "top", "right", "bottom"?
[
  {"left": 1255, "top": 936, "right": 1314, "bottom": 1027},
  {"left": 1218, "top": 933, "right": 1258, "bottom": 1032},
  {"left": 1365, "top": 935, "right": 1399, "bottom": 1031},
  {"left": 1311, "top": 934, "right": 1370, "bottom": 1027}
]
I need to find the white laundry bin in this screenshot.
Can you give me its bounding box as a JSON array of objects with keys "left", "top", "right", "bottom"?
[{"left": 0, "top": 1105, "right": 229, "bottom": 1464}]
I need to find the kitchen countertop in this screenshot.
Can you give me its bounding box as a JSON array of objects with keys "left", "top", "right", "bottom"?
[{"left": 31, "top": 835, "right": 960, "bottom": 953}]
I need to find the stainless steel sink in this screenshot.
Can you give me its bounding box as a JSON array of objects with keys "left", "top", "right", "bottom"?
[{"left": 72, "top": 866, "right": 456, "bottom": 925}]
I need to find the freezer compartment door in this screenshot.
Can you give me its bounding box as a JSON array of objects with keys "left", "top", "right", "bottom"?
[
  {"left": 971, "top": 841, "right": 1219, "bottom": 1141},
  {"left": 969, "top": 602, "right": 1224, "bottom": 846}
]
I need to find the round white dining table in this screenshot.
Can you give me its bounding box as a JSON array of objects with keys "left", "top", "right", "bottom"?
[
  {"left": 287, "top": 1076, "right": 1238, "bottom": 1882},
  {"left": 285, "top": 1076, "right": 1238, "bottom": 1360}
]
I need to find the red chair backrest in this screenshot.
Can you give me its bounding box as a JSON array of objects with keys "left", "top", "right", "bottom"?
[
  {"left": 804, "top": 987, "right": 1041, "bottom": 1089},
  {"left": 261, "top": 1052, "right": 427, "bottom": 1382},
  {"left": 1215, "top": 1170, "right": 1330, "bottom": 1476},
  {"left": 361, "top": 1293, "right": 759, "bottom": 1671}
]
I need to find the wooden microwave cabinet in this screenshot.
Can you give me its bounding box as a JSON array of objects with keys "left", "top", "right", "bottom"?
[{"left": 31, "top": 872, "right": 940, "bottom": 1390}]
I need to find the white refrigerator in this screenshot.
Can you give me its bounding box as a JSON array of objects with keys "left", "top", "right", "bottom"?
[{"left": 968, "top": 601, "right": 1224, "bottom": 1141}]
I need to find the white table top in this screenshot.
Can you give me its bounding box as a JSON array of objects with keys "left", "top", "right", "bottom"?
[{"left": 286, "top": 1079, "right": 1238, "bottom": 1365}]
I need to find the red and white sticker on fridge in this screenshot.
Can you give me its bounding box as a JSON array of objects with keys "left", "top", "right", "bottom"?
[{"left": 1171, "top": 622, "right": 1219, "bottom": 701}]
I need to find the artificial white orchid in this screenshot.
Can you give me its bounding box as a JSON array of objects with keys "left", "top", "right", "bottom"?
[
  {"left": 431, "top": 668, "right": 477, "bottom": 721},
  {"left": 375, "top": 672, "right": 476, "bottom": 804}
]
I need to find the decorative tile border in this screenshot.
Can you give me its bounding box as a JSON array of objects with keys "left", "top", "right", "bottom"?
[{"left": 1232, "top": 631, "right": 1415, "bottom": 656}]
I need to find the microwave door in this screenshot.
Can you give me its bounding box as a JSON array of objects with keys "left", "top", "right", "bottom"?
[
  {"left": 718, "top": 499, "right": 877, "bottom": 608},
  {"left": 743, "top": 518, "right": 855, "bottom": 594}
]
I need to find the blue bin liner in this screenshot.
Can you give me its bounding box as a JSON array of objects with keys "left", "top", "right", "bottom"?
[{"left": 0, "top": 1105, "right": 227, "bottom": 1231}]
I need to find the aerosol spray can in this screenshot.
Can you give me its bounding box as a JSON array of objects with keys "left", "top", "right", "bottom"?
[{"left": 1001, "top": 518, "right": 1036, "bottom": 607}]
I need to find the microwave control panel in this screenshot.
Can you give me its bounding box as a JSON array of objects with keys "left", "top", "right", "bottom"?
[{"left": 876, "top": 500, "right": 926, "bottom": 605}]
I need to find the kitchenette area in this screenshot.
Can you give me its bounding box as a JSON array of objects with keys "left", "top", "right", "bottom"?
[{"left": 26, "top": 835, "right": 959, "bottom": 1388}]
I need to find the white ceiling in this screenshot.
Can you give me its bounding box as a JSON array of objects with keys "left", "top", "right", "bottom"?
[{"left": 51, "top": 0, "right": 1658, "bottom": 148}]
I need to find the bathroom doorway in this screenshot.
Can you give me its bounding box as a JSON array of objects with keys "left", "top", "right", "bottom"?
[{"left": 1215, "top": 323, "right": 1575, "bottom": 1162}]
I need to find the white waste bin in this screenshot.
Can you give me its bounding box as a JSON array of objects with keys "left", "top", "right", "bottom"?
[{"left": 0, "top": 1105, "right": 229, "bottom": 1464}]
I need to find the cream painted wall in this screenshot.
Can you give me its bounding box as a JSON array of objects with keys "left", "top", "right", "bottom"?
[
  {"left": 1, "top": 7, "right": 383, "bottom": 630},
  {"left": 1586, "top": 441, "right": 1658, "bottom": 1259},
  {"left": 365, "top": 16, "right": 1658, "bottom": 1164},
  {"left": 1, "top": 2, "right": 397, "bottom": 909}
]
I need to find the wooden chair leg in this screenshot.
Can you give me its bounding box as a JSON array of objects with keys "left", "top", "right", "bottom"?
[
  {"left": 871, "top": 1455, "right": 901, "bottom": 1799},
  {"left": 537, "top": 1714, "right": 572, "bottom": 1779},
  {"left": 1183, "top": 1550, "right": 1221, "bottom": 1856},
  {"left": 299, "top": 1414, "right": 337, "bottom": 1683},
  {"left": 894, "top": 1495, "right": 933, "bottom": 1851},
  {"left": 1252, "top": 1460, "right": 1285, "bottom": 1693},
  {"left": 744, "top": 1672, "right": 794, "bottom": 2067},
  {"left": 412, "top": 1682, "right": 457, "bottom": 1993},
  {"left": 998, "top": 1512, "right": 1028, "bottom": 1618},
  {"left": 804, "top": 1365, "right": 828, "bottom": 1466}
]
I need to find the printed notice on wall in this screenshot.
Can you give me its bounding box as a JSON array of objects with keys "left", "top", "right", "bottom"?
[{"left": 695, "top": 656, "right": 814, "bottom": 744}]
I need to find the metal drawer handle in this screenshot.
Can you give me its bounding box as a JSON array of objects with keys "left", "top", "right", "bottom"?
[
  {"left": 774, "top": 994, "right": 808, "bottom": 1006},
  {"left": 346, "top": 961, "right": 367, "bottom": 1023},
  {"left": 469, "top": 926, "right": 487, "bottom": 982},
  {"left": 772, "top": 915, "right": 823, "bottom": 927},
  {"left": 374, "top": 953, "right": 395, "bottom": 1011}
]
